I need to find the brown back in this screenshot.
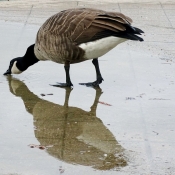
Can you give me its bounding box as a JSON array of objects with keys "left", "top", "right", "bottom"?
[{"left": 34, "top": 8, "right": 133, "bottom": 63}]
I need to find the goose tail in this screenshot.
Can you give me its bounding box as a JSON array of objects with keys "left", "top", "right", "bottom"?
[{"left": 123, "top": 24, "right": 144, "bottom": 41}]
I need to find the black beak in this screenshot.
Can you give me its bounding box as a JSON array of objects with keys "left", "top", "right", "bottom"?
[{"left": 4, "top": 69, "right": 11, "bottom": 75}]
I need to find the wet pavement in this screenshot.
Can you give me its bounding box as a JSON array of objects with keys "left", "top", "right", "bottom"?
[{"left": 0, "top": 1, "right": 175, "bottom": 175}]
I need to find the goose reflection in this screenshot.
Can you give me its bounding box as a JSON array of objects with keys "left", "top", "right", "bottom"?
[{"left": 7, "top": 77, "right": 127, "bottom": 170}]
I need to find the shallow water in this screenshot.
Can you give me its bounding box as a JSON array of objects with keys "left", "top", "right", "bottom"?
[
  {"left": 0, "top": 19, "right": 175, "bottom": 175},
  {"left": 7, "top": 76, "right": 127, "bottom": 170}
]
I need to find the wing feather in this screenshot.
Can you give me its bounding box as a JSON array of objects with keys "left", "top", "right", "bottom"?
[
  {"left": 93, "top": 19, "right": 126, "bottom": 31},
  {"left": 35, "top": 8, "right": 143, "bottom": 62},
  {"left": 97, "top": 16, "right": 128, "bottom": 24}
]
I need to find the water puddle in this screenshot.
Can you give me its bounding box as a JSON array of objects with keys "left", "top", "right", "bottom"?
[{"left": 6, "top": 76, "right": 127, "bottom": 171}]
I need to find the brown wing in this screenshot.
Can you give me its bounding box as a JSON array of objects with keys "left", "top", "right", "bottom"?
[
  {"left": 41, "top": 8, "right": 134, "bottom": 44},
  {"left": 73, "top": 9, "right": 144, "bottom": 44},
  {"left": 35, "top": 8, "right": 143, "bottom": 63}
]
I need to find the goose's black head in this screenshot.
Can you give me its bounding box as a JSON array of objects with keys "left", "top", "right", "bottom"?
[
  {"left": 4, "top": 57, "right": 23, "bottom": 75},
  {"left": 4, "top": 44, "right": 39, "bottom": 75}
]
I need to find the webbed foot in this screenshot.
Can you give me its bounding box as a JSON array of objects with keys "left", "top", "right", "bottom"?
[
  {"left": 50, "top": 82, "right": 73, "bottom": 88},
  {"left": 79, "top": 77, "right": 104, "bottom": 87}
]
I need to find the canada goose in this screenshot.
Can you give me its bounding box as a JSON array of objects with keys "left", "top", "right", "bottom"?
[
  {"left": 4, "top": 8, "right": 144, "bottom": 87},
  {"left": 7, "top": 77, "right": 127, "bottom": 170}
]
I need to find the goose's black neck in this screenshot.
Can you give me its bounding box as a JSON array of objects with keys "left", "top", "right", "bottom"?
[{"left": 17, "top": 44, "right": 39, "bottom": 71}]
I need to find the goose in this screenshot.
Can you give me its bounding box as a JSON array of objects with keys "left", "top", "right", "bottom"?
[{"left": 4, "top": 8, "right": 144, "bottom": 87}]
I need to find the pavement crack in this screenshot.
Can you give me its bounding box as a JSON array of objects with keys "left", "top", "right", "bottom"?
[
  {"left": 160, "top": 2, "right": 175, "bottom": 33},
  {"left": 25, "top": 5, "right": 33, "bottom": 26}
]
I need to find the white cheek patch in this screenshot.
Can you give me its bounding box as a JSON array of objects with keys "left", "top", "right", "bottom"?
[{"left": 11, "top": 61, "right": 22, "bottom": 74}]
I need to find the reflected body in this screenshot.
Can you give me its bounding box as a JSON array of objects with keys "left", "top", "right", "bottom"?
[{"left": 7, "top": 77, "right": 127, "bottom": 170}]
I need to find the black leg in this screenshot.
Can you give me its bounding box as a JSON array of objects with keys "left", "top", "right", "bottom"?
[
  {"left": 64, "top": 64, "right": 73, "bottom": 86},
  {"left": 90, "top": 87, "right": 103, "bottom": 115},
  {"left": 79, "top": 58, "right": 104, "bottom": 87},
  {"left": 51, "top": 63, "right": 73, "bottom": 87}
]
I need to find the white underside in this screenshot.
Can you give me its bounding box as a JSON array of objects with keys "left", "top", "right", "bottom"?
[
  {"left": 11, "top": 61, "right": 22, "bottom": 74},
  {"left": 79, "top": 36, "right": 127, "bottom": 60}
]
